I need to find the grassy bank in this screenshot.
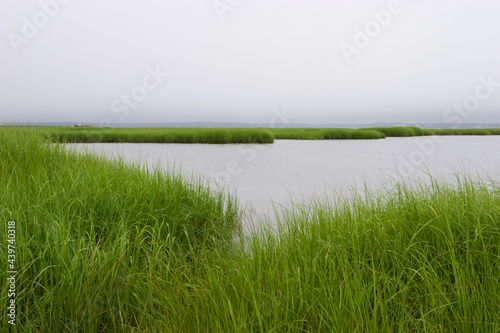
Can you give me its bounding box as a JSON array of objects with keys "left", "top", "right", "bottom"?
[
  {"left": 0, "top": 129, "right": 240, "bottom": 331},
  {"left": 270, "top": 128, "right": 387, "bottom": 140},
  {"left": 364, "top": 126, "right": 500, "bottom": 137},
  {"left": 425, "top": 128, "right": 500, "bottom": 136},
  {"left": 2, "top": 130, "right": 500, "bottom": 331},
  {"left": 30, "top": 126, "right": 275, "bottom": 144},
  {"left": 363, "top": 126, "right": 426, "bottom": 137},
  {"left": 270, "top": 126, "right": 500, "bottom": 140},
  {"left": 4, "top": 126, "right": 500, "bottom": 144}
]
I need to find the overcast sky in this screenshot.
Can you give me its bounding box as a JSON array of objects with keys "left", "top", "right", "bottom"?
[{"left": 1, "top": 0, "right": 499, "bottom": 125}]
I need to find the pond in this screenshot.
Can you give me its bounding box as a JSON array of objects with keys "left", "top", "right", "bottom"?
[{"left": 67, "top": 136, "right": 500, "bottom": 227}]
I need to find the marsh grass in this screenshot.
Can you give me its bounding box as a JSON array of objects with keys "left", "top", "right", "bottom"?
[
  {"left": 0, "top": 129, "right": 240, "bottom": 331},
  {"left": 177, "top": 176, "right": 500, "bottom": 332},
  {"left": 271, "top": 126, "right": 499, "bottom": 140},
  {"left": 5, "top": 126, "right": 500, "bottom": 144},
  {"left": 270, "top": 128, "right": 386, "bottom": 140},
  {"left": 364, "top": 126, "right": 425, "bottom": 137},
  {"left": 1, "top": 129, "right": 500, "bottom": 332},
  {"left": 426, "top": 128, "right": 494, "bottom": 136},
  {"left": 29, "top": 127, "right": 275, "bottom": 144}
]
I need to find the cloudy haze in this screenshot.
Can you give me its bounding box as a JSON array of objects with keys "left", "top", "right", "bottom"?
[{"left": 1, "top": 0, "right": 499, "bottom": 125}]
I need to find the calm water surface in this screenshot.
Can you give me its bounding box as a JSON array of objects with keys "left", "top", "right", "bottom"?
[{"left": 67, "top": 137, "right": 500, "bottom": 226}]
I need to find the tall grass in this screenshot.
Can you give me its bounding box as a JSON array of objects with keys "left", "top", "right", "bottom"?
[
  {"left": 1, "top": 130, "right": 500, "bottom": 331},
  {"left": 0, "top": 129, "right": 239, "bottom": 331},
  {"left": 364, "top": 126, "right": 422, "bottom": 137},
  {"left": 426, "top": 128, "right": 493, "bottom": 136},
  {"left": 322, "top": 128, "right": 386, "bottom": 140},
  {"left": 270, "top": 128, "right": 386, "bottom": 140},
  {"left": 25, "top": 127, "right": 275, "bottom": 144},
  {"left": 5, "top": 126, "right": 500, "bottom": 144},
  {"left": 149, "top": 177, "right": 500, "bottom": 332}
]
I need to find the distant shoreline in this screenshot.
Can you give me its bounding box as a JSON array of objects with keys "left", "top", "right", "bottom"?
[
  {"left": 2, "top": 121, "right": 500, "bottom": 129},
  {"left": 2, "top": 126, "right": 499, "bottom": 144}
]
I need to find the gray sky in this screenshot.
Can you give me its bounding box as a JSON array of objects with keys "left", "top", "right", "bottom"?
[{"left": 1, "top": 0, "right": 499, "bottom": 125}]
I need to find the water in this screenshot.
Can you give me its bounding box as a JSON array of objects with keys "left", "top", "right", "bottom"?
[{"left": 67, "top": 136, "right": 500, "bottom": 226}]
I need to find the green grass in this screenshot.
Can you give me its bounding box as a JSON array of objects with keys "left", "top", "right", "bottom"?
[
  {"left": 488, "top": 128, "right": 500, "bottom": 135},
  {"left": 270, "top": 128, "right": 386, "bottom": 140},
  {"left": 363, "top": 126, "right": 426, "bottom": 137},
  {"left": 0, "top": 129, "right": 240, "bottom": 331},
  {"left": 426, "top": 128, "right": 493, "bottom": 136},
  {"left": 271, "top": 126, "right": 499, "bottom": 140},
  {"left": 225, "top": 178, "right": 500, "bottom": 332},
  {"left": 2, "top": 130, "right": 500, "bottom": 331},
  {"left": 4, "top": 126, "right": 500, "bottom": 143},
  {"left": 26, "top": 126, "right": 275, "bottom": 144}
]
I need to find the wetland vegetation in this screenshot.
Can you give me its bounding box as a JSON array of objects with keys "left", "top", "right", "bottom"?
[
  {"left": 1, "top": 129, "right": 500, "bottom": 331},
  {"left": 4, "top": 125, "right": 500, "bottom": 144}
]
